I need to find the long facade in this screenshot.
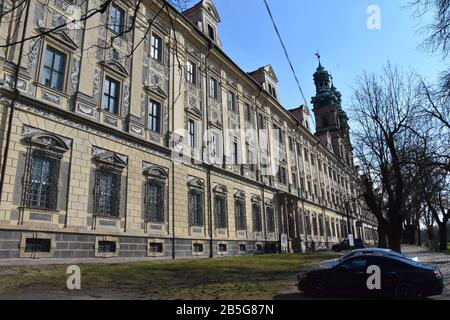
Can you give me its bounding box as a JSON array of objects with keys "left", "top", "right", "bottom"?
[{"left": 0, "top": 0, "right": 377, "bottom": 259}]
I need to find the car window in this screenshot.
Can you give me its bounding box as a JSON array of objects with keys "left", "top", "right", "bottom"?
[
  {"left": 338, "top": 257, "right": 368, "bottom": 270},
  {"left": 370, "top": 256, "right": 414, "bottom": 271}
]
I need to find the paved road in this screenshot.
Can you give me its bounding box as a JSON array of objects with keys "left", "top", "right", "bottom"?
[
  {"left": 402, "top": 245, "right": 450, "bottom": 300},
  {"left": 274, "top": 245, "right": 450, "bottom": 300}
]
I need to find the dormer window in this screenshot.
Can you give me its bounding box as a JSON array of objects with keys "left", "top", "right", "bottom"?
[
  {"left": 267, "top": 83, "right": 277, "bottom": 99},
  {"left": 207, "top": 24, "right": 215, "bottom": 41}
]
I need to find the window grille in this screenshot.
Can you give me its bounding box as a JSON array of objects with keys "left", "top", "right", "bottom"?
[
  {"left": 94, "top": 165, "right": 121, "bottom": 217},
  {"left": 145, "top": 179, "right": 166, "bottom": 223},
  {"left": 252, "top": 203, "right": 262, "bottom": 232},
  {"left": 189, "top": 189, "right": 204, "bottom": 227},
  {"left": 235, "top": 199, "right": 246, "bottom": 231},
  {"left": 215, "top": 195, "right": 227, "bottom": 229},
  {"left": 25, "top": 149, "right": 61, "bottom": 210},
  {"left": 266, "top": 207, "right": 275, "bottom": 233}
]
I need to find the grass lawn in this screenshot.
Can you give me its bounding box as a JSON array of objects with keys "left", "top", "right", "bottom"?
[{"left": 0, "top": 253, "right": 338, "bottom": 300}]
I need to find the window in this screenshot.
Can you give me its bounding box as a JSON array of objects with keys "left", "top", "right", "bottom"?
[
  {"left": 289, "top": 137, "right": 294, "bottom": 151},
  {"left": 207, "top": 24, "right": 215, "bottom": 41},
  {"left": 235, "top": 199, "right": 246, "bottom": 231},
  {"left": 98, "top": 241, "right": 117, "bottom": 253},
  {"left": 25, "top": 238, "right": 51, "bottom": 253},
  {"left": 244, "top": 103, "right": 252, "bottom": 122},
  {"left": 312, "top": 215, "right": 318, "bottom": 236},
  {"left": 228, "top": 91, "right": 236, "bottom": 112},
  {"left": 338, "top": 257, "right": 368, "bottom": 271},
  {"left": 319, "top": 215, "right": 324, "bottom": 236},
  {"left": 103, "top": 77, "right": 120, "bottom": 114},
  {"left": 327, "top": 219, "right": 332, "bottom": 237},
  {"left": 273, "top": 125, "right": 284, "bottom": 145},
  {"left": 95, "top": 167, "right": 121, "bottom": 217},
  {"left": 193, "top": 243, "right": 204, "bottom": 253},
  {"left": 148, "top": 100, "right": 161, "bottom": 133},
  {"left": 42, "top": 47, "right": 66, "bottom": 91},
  {"left": 145, "top": 179, "right": 165, "bottom": 223},
  {"left": 109, "top": 4, "right": 125, "bottom": 34},
  {"left": 268, "top": 83, "right": 277, "bottom": 98},
  {"left": 215, "top": 195, "right": 227, "bottom": 229},
  {"left": 189, "top": 189, "right": 204, "bottom": 227},
  {"left": 188, "top": 119, "right": 196, "bottom": 148},
  {"left": 26, "top": 150, "right": 60, "bottom": 210},
  {"left": 150, "top": 33, "right": 163, "bottom": 62},
  {"left": 305, "top": 215, "right": 312, "bottom": 235},
  {"left": 266, "top": 207, "right": 275, "bottom": 233},
  {"left": 209, "top": 77, "right": 218, "bottom": 99},
  {"left": 239, "top": 244, "right": 246, "bottom": 252},
  {"left": 304, "top": 148, "right": 309, "bottom": 162},
  {"left": 292, "top": 173, "right": 297, "bottom": 188},
  {"left": 258, "top": 113, "right": 265, "bottom": 129},
  {"left": 231, "top": 141, "right": 238, "bottom": 165},
  {"left": 299, "top": 214, "right": 304, "bottom": 235},
  {"left": 322, "top": 115, "right": 329, "bottom": 128},
  {"left": 247, "top": 147, "right": 255, "bottom": 172},
  {"left": 252, "top": 203, "right": 262, "bottom": 232},
  {"left": 218, "top": 243, "right": 227, "bottom": 252},
  {"left": 186, "top": 60, "right": 197, "bottom": 85},
  {"left": 278, "top": 166, "right": 287, "bottom": 185},
  {"left": 149, "top": 242, "right": 163, "bottom": 253}
]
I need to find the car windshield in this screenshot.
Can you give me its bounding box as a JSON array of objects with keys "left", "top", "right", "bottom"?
[{"left": 338, "top": 249, "right": 390, "bottom": 261}]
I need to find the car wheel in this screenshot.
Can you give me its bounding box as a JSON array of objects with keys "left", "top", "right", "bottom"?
[
  {"left": 395, "top": 283, "right": 418, "bottom": 300},
  {"left": 307, "top": 279, "right": 327, "bottom": 298}
]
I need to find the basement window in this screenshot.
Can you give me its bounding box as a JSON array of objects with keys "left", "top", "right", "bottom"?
[
  {"left": 218, "top": 243, "right": 227, "bottom": 253},
  {"left": 98, "top": 241, "right": 117, "bottom": 253},
  {"left": 239, "top": 244, "right": 247, "bottom": 252},
  {"left": 256, "top": 244, "right": 263, "bottom": 253},
  {"left": 149, "top": 242, "right": 164, "bottom": 253},
  {"left": 193, "top": 243, "right": 204, "bottom": 253},
  {"left": 25, "top": 238, "right": 51, "bottom": 253}
]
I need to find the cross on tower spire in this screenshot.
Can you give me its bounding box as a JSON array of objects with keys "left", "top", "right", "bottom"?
[{"left": 315, "top": 50, "right": 321, "bottom": 65}]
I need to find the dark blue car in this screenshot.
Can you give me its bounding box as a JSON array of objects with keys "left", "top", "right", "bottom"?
[{"left": 298, "top": 254, "right": 444, "bottom": 299}]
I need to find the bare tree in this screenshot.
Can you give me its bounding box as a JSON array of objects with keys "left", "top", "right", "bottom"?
[
  {"left": 352, "top": 63, "right": 423, "bottom": 252},
  {"left": 410, "top": 0, "right": 450, "bottom": 56}
]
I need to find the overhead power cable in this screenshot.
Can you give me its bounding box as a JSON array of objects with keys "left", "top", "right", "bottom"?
[{"left": 262, "top": 0, "right": 309, "bottom": 108}]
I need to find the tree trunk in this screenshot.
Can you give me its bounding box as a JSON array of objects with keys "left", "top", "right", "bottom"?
[
  {"left": 427, "top": 227, "right": 435, "bottom": 240},
  {"left": 377, "top": 226, "right": 388, "bottom": 248},
  {"left": 388, "top": 227, "right": 402, "bottom": 253},
  {"left": 438, "top": 223, "right": 448, "bottom": 251},
  {"left": 416, "top": 225, "right": 422, "bottom": 246},
  {"left": 405, "top": 225, "right": 416, "bottom": 245}
]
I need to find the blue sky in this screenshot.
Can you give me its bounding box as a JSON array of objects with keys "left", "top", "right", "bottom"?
[{"left": 194, "top": 0, "right": 444, "bottom": 114}]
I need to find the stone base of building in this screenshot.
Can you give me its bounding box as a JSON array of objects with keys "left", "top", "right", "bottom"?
[{"left": 0, "top": 229, "right": 288, "bottom": 260}]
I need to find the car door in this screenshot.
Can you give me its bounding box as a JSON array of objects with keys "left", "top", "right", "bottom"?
[
  {"left": 330, "top": 256, "right": 369, "bottom": 295},
  {"left": 369, "top": 256, "right": 410, "bottom": 295}
]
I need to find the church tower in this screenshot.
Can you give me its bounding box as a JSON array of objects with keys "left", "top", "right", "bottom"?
[{"left": 311, "top": 54, "right": 353, "bottom": 166}]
